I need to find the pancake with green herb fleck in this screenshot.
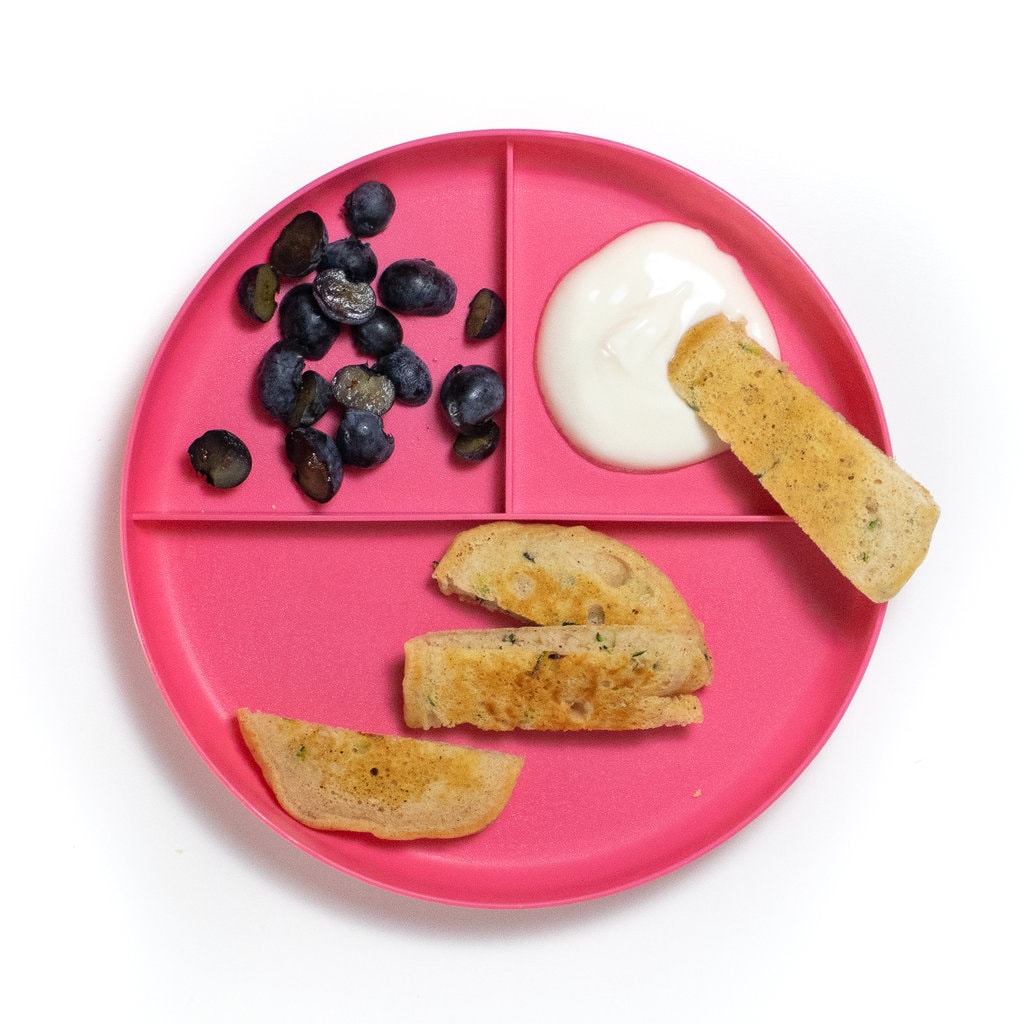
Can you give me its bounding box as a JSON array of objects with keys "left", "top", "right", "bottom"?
[
  {"left": 667, "top": 314, "right": 939, "bottom": 602},
  {"left": 432, "top": 521, "right": 704, "bottom": 636},
  {"left": 237, "top": 709, "right": 523, "bottom": 839},
  {"left": 403, "top": 625, "right": 708, "bottom": 731}
]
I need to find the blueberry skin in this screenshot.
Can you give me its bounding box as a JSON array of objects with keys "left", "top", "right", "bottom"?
[
  {"left": 284, "top": 426, "right": 343, "bottom": 503},
  {"left": 256, "top": 341, "right": 305, "bottom": 423},
  {"left": 336, "top": 408, "right": 395, "bottom": 468},
  {"left": 319, "top": 236, "right": 378, "bottom": 283},
  {"left": 375, "top": 344, "right": 432, "bottom": 406},
  {"left": 378, "top": 258, "right": 457, "bottom": 316},
  {"left": 342, "top": 181, "right": 396, "bottom": 238},
  {"left": 351, "top": 307, "right": 403, "bottom": 358},
  {"left": 278, "top": 283, "right": 341, "bottom": 359},
  {"left": 439, "top": 364, "right": 505, "bottom": 428}
]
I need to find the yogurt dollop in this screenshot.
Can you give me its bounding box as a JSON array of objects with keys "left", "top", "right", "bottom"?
[{"left": 536, "top": 221, "right": 779, "bottom": 471}]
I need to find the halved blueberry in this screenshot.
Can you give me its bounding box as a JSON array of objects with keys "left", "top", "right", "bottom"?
[
  {"left": 284, "top": 426, "right": 343, "bottom": 503},
  {"left": 187, "top": 429, "right": 252, "bottom": 488}
]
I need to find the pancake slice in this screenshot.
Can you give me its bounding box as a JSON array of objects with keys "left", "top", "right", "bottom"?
[
  {"left": 238, "top": 709, "right": 523, "bottom": 839},
  {"left": 668, "top": 314, "right": 939, "bottom": 602}
]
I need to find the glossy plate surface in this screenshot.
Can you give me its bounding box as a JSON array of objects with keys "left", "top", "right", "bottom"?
[{"left": 121, "top": 130, "right": 887, "bottom": 908}]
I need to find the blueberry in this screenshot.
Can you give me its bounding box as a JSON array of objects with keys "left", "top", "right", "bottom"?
[
  {"left": 439, "top": 364, "right": 505, "bottom": 428},
  {"left": 336, "top": 408, "right": 395, "bottom": 468},
  {"left": 319, "top": 236, "right": 378, "bottom": 283},
  {"left": 453, "top": 420, "right": 500, "bottom": 462},
  {"left": 351, "top": 307, "right": 403, "bottom": 358},
  {"left": 269, "top": 210, "right": 328, "bottom": 278},
  {"left": 331, "top": 363, "right": 395, "bottom": 415},
  {"left": 278, "top": 283, "right": 341, "bottom": 359},
  {"left": 375, "top": 344, "right": 432, "bottom": 406},
  {"left": 285, "top": 426, "right": 343, "bottom": 503},
  {"left": 342, "top": 181, "right": 395, "bottom": 238},
  {"left": 188, "top": 429, "right": 252, "bottom": 488},
  {"left": 237, "top": 263, "right": 279, "bottom": 323},
  {"left": 256, "top": 341, "right": 305, "bottom": 423},
  {"left": 378, "top": 258, "right": 457, "bottom": 316},
  {"left": 312, "top": 267, "right": 376, "bottom": 325},
  {"left": 465, "top": 288, "right": 506, "bottom": 340},
  {"left": 288, "top": 369, "right": 333, "bottom": 428}
]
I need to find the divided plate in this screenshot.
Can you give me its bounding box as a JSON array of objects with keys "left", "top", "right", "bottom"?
[{"left": 121, "top": 130, "right": 886, "bottom": 908}]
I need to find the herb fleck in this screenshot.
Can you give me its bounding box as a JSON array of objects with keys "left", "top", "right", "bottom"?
[{"left": 530, "top": 651, "right": 565, "bottom": 675}]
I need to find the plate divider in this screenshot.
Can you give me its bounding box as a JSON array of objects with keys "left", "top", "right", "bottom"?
[
  {"left": 125, "top": 510, "right": 792, "bottom": 525},
  {"left": 504, "top": 138, "right": 516, "bottom": 518}
]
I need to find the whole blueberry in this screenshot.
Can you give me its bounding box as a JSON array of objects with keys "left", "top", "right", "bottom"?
[
  {"left": 278, "top": 283, "right": 341, "bottom": 360},
  {"left": 439, "top": 364, "right": 505, "bottom": 428},
  {"left": 319, "top": 236, "right": 378, "bottom": 283},
  {"left": 336, "top": 408, "right": 395, "bottom": 468},
  {"left": 256, "top": 341, "right": 305, "bottom": 423},
  {"left": 342, "top": 181, "right": 396, "bottom": 237},
  {"left": 378, "top": 258, "right": 457, "bottom": 316},
  {"left": 351, "top": 307, "right": 403, "bottom": 358},
  {"left": 375, "top": 344, "right": 432, "bottom": 406}
]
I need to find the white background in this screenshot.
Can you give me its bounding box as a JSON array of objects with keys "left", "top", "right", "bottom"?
[{"left": 4, "top": 2, "right": 1020, "bottom": 1020}]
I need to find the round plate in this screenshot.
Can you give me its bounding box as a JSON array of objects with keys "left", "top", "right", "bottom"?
[{"left": 121, "top": 130, "right": 887, "bottom": 908}]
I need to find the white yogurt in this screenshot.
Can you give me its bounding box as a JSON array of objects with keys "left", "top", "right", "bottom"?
[{"left": 536, "top": 221, "right": 779, "bottom": 471}]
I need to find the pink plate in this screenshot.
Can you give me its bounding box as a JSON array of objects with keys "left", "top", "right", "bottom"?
[{"left": 121, "top": 130, "right": 887, "bottom": 908}]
